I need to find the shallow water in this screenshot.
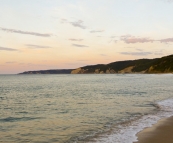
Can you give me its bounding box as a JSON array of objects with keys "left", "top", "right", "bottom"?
[{"left": 0, "top": 74, "right": 173, "bottom": 143}]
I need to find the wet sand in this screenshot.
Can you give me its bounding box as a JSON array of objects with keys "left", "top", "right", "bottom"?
[{"left": 134, "top": 116, "right": 173, "bottom": 143}]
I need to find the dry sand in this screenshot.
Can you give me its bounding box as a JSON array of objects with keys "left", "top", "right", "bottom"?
[{"left": 134, "top": 116, "right": 173, "bottom": 143}]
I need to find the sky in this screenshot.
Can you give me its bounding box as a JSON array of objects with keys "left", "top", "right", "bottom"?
[{"left": 0, "top": 0, "right": 173, "bottom": 74}]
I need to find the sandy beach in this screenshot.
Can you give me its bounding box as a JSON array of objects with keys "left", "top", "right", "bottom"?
[{"left": 134, "top": 116, "right": 173, "bottom": 143}]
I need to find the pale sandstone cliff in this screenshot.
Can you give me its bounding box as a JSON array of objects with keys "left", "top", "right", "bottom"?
[{"left": 118, "top": 66, "right": 134, "bottom": 73}]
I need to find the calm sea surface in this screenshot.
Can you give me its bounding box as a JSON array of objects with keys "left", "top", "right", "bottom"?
[{"left": 0, "top": 74, "right": 173, "bottom": 143}]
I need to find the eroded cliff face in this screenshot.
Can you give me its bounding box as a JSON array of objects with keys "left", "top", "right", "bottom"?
[
  {"left": 71, "top": 68, "right": 116, "bottom": 74},
  {"left": 71, "top": 66, "right": 148, "bottom": 74},
  {"left": 94, "top": 69, "right": 116, "bottom": 74},
  {"left": 147, "top": 66, "right": 173, "bottom": 73},
  {"left": 71, "top": 67, "right": 137, "bottom": 74},
  {"left": 106, "top": 69, "right": 116, "bottom": 74},
  {"left": 71, "top": 68, "right": 89, "bottom": 74},
  {"left": 118, "top": 66, "right": 134, "bottom": 74}
]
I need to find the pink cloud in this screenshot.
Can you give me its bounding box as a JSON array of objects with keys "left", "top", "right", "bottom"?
[
  {"left": 120, "top": 35, "right": 173, "bottom": 44},
  {"left": 121, "top": 37, "right": 154, "bottom": 44},
  {"left": 159, "top": 38, "right": 173, "bottom": 43}
]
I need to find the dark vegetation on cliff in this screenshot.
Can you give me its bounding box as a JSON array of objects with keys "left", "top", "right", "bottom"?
[
  {"left": 147, "top": 54, "right": 173, "bottom": 73},
  {"left": 76, "top": 54, "right": 173, "bottom": 73},
  {"left": 20, "top": 69, "right": 72, "bottom": 74},
  {"left": 82, "top": 59, "right": 159, "bottom": 73},
  {"left": 19, "top": 54, "right": 173, "bottom": 74}
]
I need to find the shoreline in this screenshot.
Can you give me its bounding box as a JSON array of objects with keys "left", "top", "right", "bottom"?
[
  {"left": 85, "top": 98, "right": 173, "bottom": 143},
  {"left": 134, "top": 116, "right": 173, "bottom": 143}
]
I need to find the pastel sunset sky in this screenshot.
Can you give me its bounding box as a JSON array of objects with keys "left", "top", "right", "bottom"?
[{"left": 0, "top": 0, "right": 173, "bottom": 74}]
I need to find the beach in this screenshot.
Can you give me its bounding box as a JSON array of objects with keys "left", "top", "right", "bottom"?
[{"left": 135, "top": 116, "right": 173, "bottom": 143}]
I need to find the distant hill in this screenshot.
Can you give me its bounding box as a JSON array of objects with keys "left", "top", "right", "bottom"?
[
  {"left": 19, "top": 54, "right": 173, "bottom": 74},
  {"left": 20, "top": 69, "right": 72, "bottom": 74}
]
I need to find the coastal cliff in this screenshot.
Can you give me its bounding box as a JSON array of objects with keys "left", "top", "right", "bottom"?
[
  {"left": 71, "top": 54, "right": 173, "bottom": 74},
  {"left": 20, "top": 54, "right": 173, "bottom": 74}
]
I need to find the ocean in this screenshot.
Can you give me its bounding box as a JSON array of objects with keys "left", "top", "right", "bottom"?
[{"left": 0, "top": 74, "right": 173, "bottom": 143}]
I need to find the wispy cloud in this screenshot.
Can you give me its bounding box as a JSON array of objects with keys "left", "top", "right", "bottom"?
[
  {"left": 61, "top": 19, "right": 86, "bottom": 29},
  {"left": 70, "top": 20, "right": 86, "bottom": 29},
  {"left": 6, "top": 61, "right": 16, "bottom": 64},
  {"left": 121, "top": 35, "right": 132, "bottom": 39},
  {"left": 120, "top": 52, "right": 152, "bottom": 56},
  {"left": 26, "top": 44, "right": 52, "bottom": 49},
  {"left": 69, "top": 39, "right": 83, "bottom": 41},
  {"left": 108, "top": 39, "right": 117, "bottom": 43},
  {"left": 61, "top": 18, "right": 68, "bottom": 23},
  {"left": 136, "top": 48, "right": 143, "bottom": 51},
  {"left": 120, "top": 35, "right": 173, "bottom": 44},
  {"left": 114, "top": 40, "right": 118, "bottom": 43},
  {"left": 110, "top": 36, "right": 118, "bottom": 38},
  {"left": 0, "top": 27, "right": 52, "bottom": 37},
  {"left": 90, "top": 30, "right": 104, "bottom": 33},
  {"left": 0, "top": 46, "right": 18, "bottom": 51},
  {"left": 100, "top": 54, "right": 107, "bottom": 56},
  {"left": 121, "top": 35, "right": 154, "bottom": 44},
  {"left": 72, "top": 44, "right": 88, "bottom": 47},
  {"left": 158, "top": 38, "right": 173, "bottom": 43}
]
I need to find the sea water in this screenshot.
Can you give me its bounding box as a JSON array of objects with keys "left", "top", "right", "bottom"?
[{"left": 0, "top": 74, "right": 173, "bottom": 143}]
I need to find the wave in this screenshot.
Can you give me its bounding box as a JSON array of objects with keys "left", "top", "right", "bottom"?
[
  {"left": 83, "top": 98, "right": 173, "bottom": 143},
  {"left": 0, "top": 116, "right": 41, "bottom": 122}
]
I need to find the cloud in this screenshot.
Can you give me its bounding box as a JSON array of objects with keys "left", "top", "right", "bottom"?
[
  {"left": 0, "top": 27, "right": 52, "bottom": 37},
  {"left": 70, "top": 20, "right": 86, "bottom": 29},
  {"left": 121, "top": 36, "right": 154, "bottom": 44},
  {"left": 61, "top": 18, "right": 68, "bottom": 23},
  {"left": 69, "top": 39, "right": 83, "bottom": 41},
  {"left": 120, "top": 35, "right": 154, "bottom": 44},
  {"left": 61, "top": 19, "right": 86, "bottom": 29},
  {"left": 72, "top": 44, "right": 88, "bottom": 47},
  {"left": 120, "top": 52, "right": 152, "bottom": 56},
  {"left": 90, "top": 30, "right": 104, "bottom": 33},
  {"left": 110, "top": 36, "right": 118, "bottom": 38},
  {"left": 158, "top": 38, "right": 173, "bottom": 43},
  {"left": 26, "top": 44, "right": 52, "bottom": 49},
  {"left": 120, "top": 34, "right": 173, "bottom": 44},
  {"left": 136, "top": 48, "right": 143, "bottom": 51},
  {"left": 18, "top": 63, "right": 25, "bottom": 65},
  {"left": 121, "top": 35, "right": 132, "bottom": 39},
  {"left": 6, "top": 61, "right": 16, "bottom": 64},
  {"left": 0, "top": 46, "right": 18, "bottom": 51},
  {"left": 114, "top": 40, "right": 118, "bottom": 43},
  {"left": 100, "top": 54, "right": 107, "bottom": 56}
]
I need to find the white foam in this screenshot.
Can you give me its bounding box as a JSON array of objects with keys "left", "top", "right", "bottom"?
[{"left": 89, "top": 98, "right": 173, "bottom": 143}]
